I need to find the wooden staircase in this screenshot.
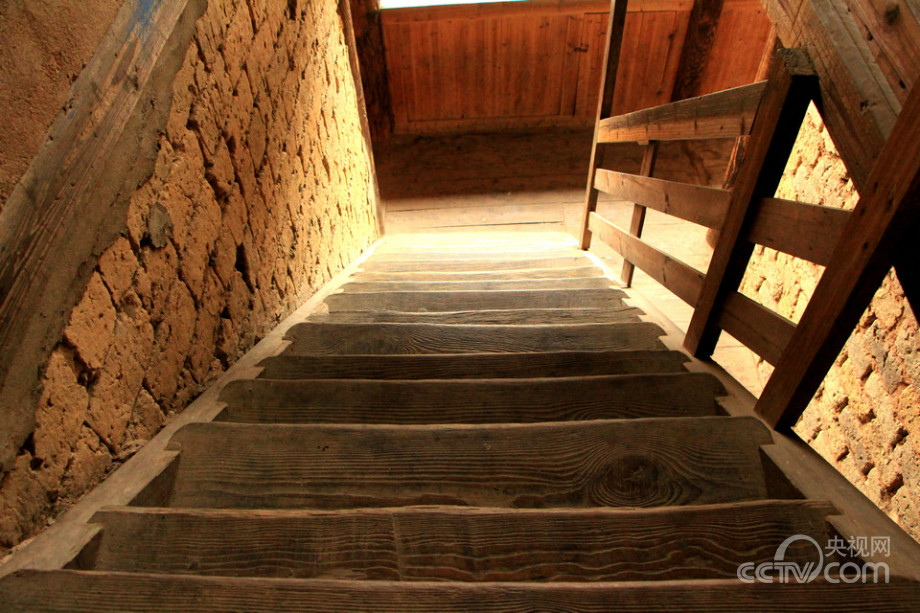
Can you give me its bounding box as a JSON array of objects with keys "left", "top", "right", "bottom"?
[{"left": 2, "top": 231, "right": 918, "bottom": 611}]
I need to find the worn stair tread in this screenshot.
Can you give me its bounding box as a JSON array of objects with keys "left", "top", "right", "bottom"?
[
  {"left": 306, "top": 307, "right": 644, "bottom": 325},
  {"left": 351, "top": 266, "right": 606, "bottom": 281},
  {"left": 256, "top": 349, "right": 689, "bottom": 379},
  {"left": 5, "top": 571, "right": 920, "bottom": 612},
  {"left": 324, "top": 288, "right": 626, "bottom": 312},
  {"left": 341, "top": 277, "right": 613, "bottom": 292},
  {"left": 83, "top": 500, "right": 835, "bottom": 581},
  {"left": 360, "top": 256, "right": 593, "bottom": 273},
  {"left": 157, "top": 417, "right": 773, "bottom": 509},
  {"left": 368, "top": 249, "right": 582, "bottom": 262},
  {"left": 216, "top": 373, "right": 725, "bottom": 423},
  {"left": 284, "top": 322, "right": 665, "bottom": 354}
]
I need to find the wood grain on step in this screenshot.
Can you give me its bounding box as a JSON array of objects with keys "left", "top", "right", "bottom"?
[
  {"left": 341, "top": 277, "right": 613, "bottom": 292},
  {"left": 323, "top": 288, "right": 626, "bottom": 312},
  {"left": 161, "top": 417, "right": 772, "bottom": 509},
  {"left": 351, "top": 266, "right": 605, "bottom": 282},
  {"left": 306, "top": 307, "right": 643, "bottom": 325},
  {"left": 256, "top": 350, "right": 688, "bottom": 380},
  {"left": 217, "top": 373, "right": 724, "bottom": 423},
  {"left": 360, "top": 256, "right": 592, "bottom": 273},
  {"left": 86, "top": 500, "right": 834, "bottom": 580},
  {"left": 6, "top": 572, "right": 920, "bottom": 612},
  {"left": 284, "top": 322, "right": 664, "bottom": 354}
]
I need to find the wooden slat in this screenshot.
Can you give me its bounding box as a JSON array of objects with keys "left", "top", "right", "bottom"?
[
  {"left": 257, "top": 349, "right": 689, "bottom": 380},
  {"left": 756, "top": 77, "right": 920, "bottom": 429},
  {"left": 578, "top": 0, "right": 629, "bottom": 248},
  {"left": 160, "top": 417, "right": 774, "bottom": 509},
  {"left": 284, "top": 322, "right": 664, "bottom": 354},
  {"left": 746, "top": 197, "right": 851, "bottom": 265},
  {"left": 594, "top": 169, "right": 731, "bottom": 228},
  {"left": 684, "top": 49, "right": 818, "bottom": 358},
  {"left": 717, "top": 291, "right": 795, "bottom": 365},
  {"left": 307, "top": 307, "right": 645, "bottom": 326},
  {"left": 620, "top": 143, "right": 659, "bottom": 286},
  {"left": 598, "top": 80, "right": 767, "bottom": 142},
  {"left": 588, "top": 213, "right": 705, "bottom": 305},
  {"left": 216, "top": 373, "right": 725, "bottom": 423},
  {"left": 323, "top": 288, "right": 627, "bottom": 312},
  {"left": 5, "top": 572, "right": 920, "bottom": 612},
  {"left": 382, "top": 0, "right": 693, "bottom": 23},
  {"left": 84, "top": 501, "right": 833, "bottom": 580}
]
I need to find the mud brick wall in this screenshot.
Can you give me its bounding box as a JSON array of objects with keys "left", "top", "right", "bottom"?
[
  {"left": 740, "top": 105, "right": 920, "bottom": 542},
  {"left": 0, "top": 0, "right": 378, "bottom": 552}
]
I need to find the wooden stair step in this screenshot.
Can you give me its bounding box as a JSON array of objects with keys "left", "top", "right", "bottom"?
[
  {"left": 283, "top": 322, "right": 665, "bottom": 354},
  {"left": 324, "top": 288, "right": 626, "bottom": 312},
  {"left": 81, "top": 500, "right": 834, "bottom": 581},
  {"left": 6, "top": 572, "right": 920, "bottom": 612},
  {"left": 306, "top": 307, "right": 644, "bottom": 325},
  {"left": 351, "top": 266, "right": 606, "bottom": 281},
  {"left": 360, "top": 256, "right": 592, "bottom": 273},
  {"left": 153, "top": 417, "right": 773, "bottom": 509},
  {"left": 341, "top": 277, "right": 613, "bottom": 292},
  {"left": 216, "top": 373, "right": 725, "bottom": 424},
  {"left": 257, "top": 349, "right": 688, "bottom": 379},
  {"left": 368, "top": 249, "right": 581, "bottom": 262}
]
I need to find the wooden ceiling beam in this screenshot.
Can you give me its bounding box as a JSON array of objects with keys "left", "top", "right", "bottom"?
[{"left": 670, "top": 0, "right": 725, "bottom": 101}]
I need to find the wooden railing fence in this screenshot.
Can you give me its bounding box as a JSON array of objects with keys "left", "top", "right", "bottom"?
[{"left": 580, "top": 0, "right": 920, "bottom": 431}]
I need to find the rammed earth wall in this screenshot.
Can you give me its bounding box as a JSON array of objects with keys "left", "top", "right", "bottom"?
[
  {"left": 740, "top": 105, "right": 920, "bottom": 543},
  {"left": 0, "top": 0, "right": 378, "bottom": 552}
]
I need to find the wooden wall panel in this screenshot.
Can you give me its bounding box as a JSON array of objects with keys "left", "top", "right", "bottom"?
[
  {"left": 382, "top": 1, "right": 692, "bottom": 134},
  {"left": 697, "top": 0, "right": 775, "bottom": 95}
]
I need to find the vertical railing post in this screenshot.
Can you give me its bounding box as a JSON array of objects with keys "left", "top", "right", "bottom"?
[
  {"left": 683, "top": 49, "right": 818, "bottom": 358},
  {"left": 578, "top": 0, "right": 629, "bottom": 250},
  {"left": 620, "top": 141, "right": 658, "bottom": 286}
]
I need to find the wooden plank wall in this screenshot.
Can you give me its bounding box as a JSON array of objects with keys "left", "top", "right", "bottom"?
[{"left": 381, "top": 0, "right": 695, "bottom": 134}]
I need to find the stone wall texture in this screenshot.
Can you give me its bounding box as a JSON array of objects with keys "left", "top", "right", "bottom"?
[
  {"left": 740, "top": 105, "right": 920, "bottom": 543},
  {"left": 0, "top": 0, "right": 378, "bottom": 552}
]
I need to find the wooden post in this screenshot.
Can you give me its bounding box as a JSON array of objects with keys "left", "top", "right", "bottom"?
[
  {"left": 578, "top": 0, "right": 629, "bottom": 250},
  {"left": 756, "top": 74, "right": 920, "bottom": 428},
  {"left": 620, "top": 142, "right": 658, "bottom": 286},
  {"left": 683, "top": 49, "right": 818, "bottom": 358}
]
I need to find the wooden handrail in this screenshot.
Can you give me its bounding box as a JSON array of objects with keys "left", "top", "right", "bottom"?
[
  {"left": 588, "top": 212, "right": 704, "bottom": 305},
  {"left": 594, "top": 169, "right": 731, "bottom": 229},
  {"left": 746, "top": 197, "right": 851, "bottom": 266},
  {"left": 597, "top": 81, "right": 768, "bottom": 144}
]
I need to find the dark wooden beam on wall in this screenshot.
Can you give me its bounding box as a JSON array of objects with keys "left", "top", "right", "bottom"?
[
  {"left": 670, "top": 0, "right": 725, "bottom": 101},
  {"left": 349, "top": 0, "right": 394, "bottom": 141}
]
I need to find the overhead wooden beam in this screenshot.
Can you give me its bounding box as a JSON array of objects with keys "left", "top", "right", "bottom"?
[
  {"left": 684, "top": 49, "right": 818, "bottom": 359},
  {"left": 746, "top": 197, "right": 851, "bottom": 266},
  {"left": 761, "top": 0, "right": 904, "bottom": 190},
  {"left": 597, "top": 81, "right": 767, "bottom": 143},
  {"left": 756, "top": 78, "right": 920, "bottom": 430},
  {"left": 579, "top": 0, "right": 629, "bottom": 250},
  {"left": 589, "top": 212, "right": 705, "bottom": 306},
  {"left": 594, "top": 169, "right": 731, "bottom": 229}
]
